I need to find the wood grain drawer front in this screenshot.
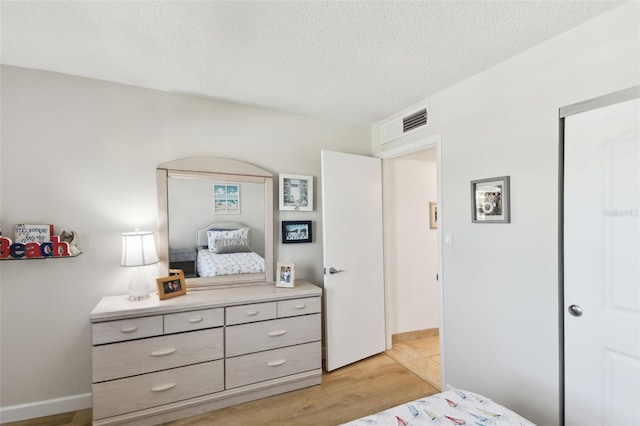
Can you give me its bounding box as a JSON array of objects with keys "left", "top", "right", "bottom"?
[
  {"left": 225, "top": 302, "right": 276, "bottom": 325},
  {"left": 164, "top": 308, "right": 224, "bottom": 334},
  {"left": 92, "top": 328, "right": 223, "bottom": 383},
  {"left": 226, "top": 341, "right": 321, "bottom": 389},
  {"left": 277, "top": 297, "right": 321, "bottom": 318},
  {"left": 92, "top": 359, "right": 224, "bottom": 420},
  {"left": 92, "top": 316, "right": 163, "bottom": 345},
  {"left": 225, "top": 314, "right": 321, "bottom": 357}
]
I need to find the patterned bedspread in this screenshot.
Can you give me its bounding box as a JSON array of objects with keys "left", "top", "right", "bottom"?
[
  {"left": 196, "top": 248, "right": 265, "bottom": 277},
  {"left": 341, "top": 389, "right": 535, "bottom": 426}
]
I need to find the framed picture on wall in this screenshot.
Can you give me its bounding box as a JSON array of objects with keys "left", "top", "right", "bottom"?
[
  {"left": 429, "top": 202, "right": 438, "bottom": 229},
  {"left": 471, "top": 176, "right": 511, "bottom": 223},
  {"left": 279, "top": 174, "right": 313, "bottom": 211},
  {"left": 213, "top": 183, "right": 240, "bottom": 214},
  {"left": 281, "top": 220, "right": 312, "bottom": 244}
]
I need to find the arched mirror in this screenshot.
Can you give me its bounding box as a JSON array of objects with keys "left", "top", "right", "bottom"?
[{"left": 157, "top": 158, "right": 274, "bottom": 289}]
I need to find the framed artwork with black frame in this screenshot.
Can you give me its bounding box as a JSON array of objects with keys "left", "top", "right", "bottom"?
[
  {"left": 281, "top": 220, "right": 312, "bottom": 244},
  {"left": 471, "top": 176, "right": 511, "bottom": 223}
]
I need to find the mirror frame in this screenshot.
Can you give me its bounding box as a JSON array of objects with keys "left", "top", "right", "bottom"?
[{"left": 157, "top": 157, "right": 274, "bottom": 289}]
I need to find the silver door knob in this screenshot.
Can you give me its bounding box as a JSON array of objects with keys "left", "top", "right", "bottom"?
[
  {"left": 568, "top": 305, "right": 583, "bottom": 317},
  {"left": 328, "top": 267, "right": 344, "bottom": 274}
]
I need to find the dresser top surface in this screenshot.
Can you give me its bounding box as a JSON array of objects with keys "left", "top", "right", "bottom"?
[{"left": 91, "top": 280, "right": 322, "bottom": 322}]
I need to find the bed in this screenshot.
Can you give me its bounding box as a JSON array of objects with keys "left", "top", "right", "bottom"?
[
  {"left": 195, "top": 222, "right": 265, "bottom": 278},
  {"left": 341, "top": 389, "right": 535, "bottom": 426}
]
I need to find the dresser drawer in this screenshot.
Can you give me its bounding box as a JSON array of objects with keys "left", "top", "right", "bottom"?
[
  {"left": 225, "top": 314, "right": 320, "bottom": 357},
  {"left": 226, "top": 341, "right": 321, "bottom": 389},
  {"left": 92, "top": 316, "right": 163, "bottom": 345},
  {"left": 164, "top": 308, "right": 224, "bottom": 334},
  {"left": 277, "top": 297, "right": 321, "bottom": 318},
  {"left": 93, "top": 328, "right": 224, "bottom": 382},
  {"left": 92, "top": 360, "right": 224, "bottom": 420},
  {"left": 226, "top": 302, "right": 276, "bottom": 325}
]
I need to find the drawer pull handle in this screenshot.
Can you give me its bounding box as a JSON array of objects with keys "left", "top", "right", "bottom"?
[
  {"left": 294, "top": 304, "right": 307, "bottom": 309},
  {"left": 268, "top": 329, "right": 287, "bottom": 337},
  {"left": 246, "top": 310, "right": 259, "bottom": 316},
  {"left": 120, "top": 326, "right": 138, "bottom": 333},
  {"left": 189, "top": 317, "right": 204, "bottom": 323},
  {"left": 267, "top": 359, "right": 287, "bottom": 367},
  {"left": 150, "top": 383, "right": 176, "bottom": 392},
  {"left": 150, "top": 348, "right": 176, "bottom": 357}
]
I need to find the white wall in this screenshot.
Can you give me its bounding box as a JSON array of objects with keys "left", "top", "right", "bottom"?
[
  {"left": 373, "top": 3, "right": 639, "bottom": 425},
  {"left": 384, "top": 157, "right": 439, "bottom": 334},
  {"left": 0, "top": 66, "right": 370, "bottom": 421}
]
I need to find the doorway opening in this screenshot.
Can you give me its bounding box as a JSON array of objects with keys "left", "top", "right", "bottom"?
[{"left": 378, "top": 134, "right": 444, "bottom": 390}]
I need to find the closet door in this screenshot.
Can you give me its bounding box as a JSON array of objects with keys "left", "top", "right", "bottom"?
[{"left": 563, "top": 90, "right": 639, "bottom": 425}]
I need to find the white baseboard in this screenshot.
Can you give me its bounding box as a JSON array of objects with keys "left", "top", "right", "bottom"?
[{"left": 0, "top": 393, "right": 91, "bottom": 423}]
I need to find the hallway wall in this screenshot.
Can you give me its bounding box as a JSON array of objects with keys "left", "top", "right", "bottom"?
[{"left": 384, "top": 155, "right": 439, "bottom": 334}]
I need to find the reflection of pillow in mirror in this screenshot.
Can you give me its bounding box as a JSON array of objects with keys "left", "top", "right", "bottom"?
[
  {"left": 209, "top": 238, "right": 252, "bottom": 254},
  {"left": 207, "top": 227, "right": 249, "bottom": 241}
]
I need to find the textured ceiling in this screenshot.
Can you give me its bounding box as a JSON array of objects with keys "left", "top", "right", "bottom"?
[{"left": 0, "top": 1, "right": 625, "bottom": 124}]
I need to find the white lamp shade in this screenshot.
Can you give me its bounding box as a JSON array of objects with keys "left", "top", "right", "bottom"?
[{"left": 121, "top": 231, "right": 159, "bottom": 267}]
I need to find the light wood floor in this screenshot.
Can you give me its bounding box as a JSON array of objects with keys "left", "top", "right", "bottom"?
[{"left": 4, "top": 336, "right": 440, "bottom": 426}]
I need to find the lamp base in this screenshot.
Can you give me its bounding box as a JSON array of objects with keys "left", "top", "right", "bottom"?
[
  {"left": 129, "top": 293, "right": 150, "bottom": 301},
  {"left": 128, "top": 266, "right": 151, "bottom": 301}
]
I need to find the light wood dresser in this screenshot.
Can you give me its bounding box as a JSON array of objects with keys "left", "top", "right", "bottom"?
[{"left": 90, "top": 281, "right": 322, "bottom": 425}]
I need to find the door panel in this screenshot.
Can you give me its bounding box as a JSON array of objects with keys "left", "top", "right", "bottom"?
[
  {"left": 321, "top": 150, "right": 386, "bottom": 371},
  {"left": 564, "top": 96, "right": 640, "bottom": 425}
]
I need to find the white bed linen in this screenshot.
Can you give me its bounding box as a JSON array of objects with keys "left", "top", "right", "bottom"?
[{"left": 196, "top": 248, "right": 265, "bottom": 277}]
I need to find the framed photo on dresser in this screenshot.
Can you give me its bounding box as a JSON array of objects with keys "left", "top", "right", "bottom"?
[
  {"left": 157, "top": 270, "right": 187, "bottom": 299},
  {"left": 276, "top": 262, "right": 295, "bottom": 288}
]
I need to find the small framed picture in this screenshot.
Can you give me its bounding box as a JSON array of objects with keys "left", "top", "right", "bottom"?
[
  {"left": 213, "top": 183, "right": 240, "bottom": 214},
  {"left": 429, "top": 202, "right": 438, "bottom": 229},
  {"left": 471, "top": 176, "right": 511, "bottom": 223},
  {"left": 157, "top": 270, "right": 187, "bottom": 300},
  {"left": 279, "top": 173, "right": 313, "bottom": 211},
  {"left": 276, "top": 262, "right": 295, "bottom": 288},
  {"left": 282, "top": 220, "right": 312, "bottom": 244}
]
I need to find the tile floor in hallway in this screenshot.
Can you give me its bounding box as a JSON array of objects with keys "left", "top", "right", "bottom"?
[
  {"left": 4, "top": 335, "right": 440, "bottom": 426},
  {"left": 384, "top": 334, "right": 441, "bottom": 391}
]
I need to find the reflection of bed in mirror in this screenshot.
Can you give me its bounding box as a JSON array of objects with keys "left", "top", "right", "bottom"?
[
  {"left": 192, "top": 222, "right": 265, "bottom": 289},
  {"left": 157, "top": 157, "right": 274, "bottom": 290}
]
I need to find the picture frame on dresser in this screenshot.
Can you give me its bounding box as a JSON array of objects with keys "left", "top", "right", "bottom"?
[
  {"left": 276, "top": 262, "right": 295, "bottom": 288},
  {"left": 157, "top": 271, "right": 187, "bottom": 299}
]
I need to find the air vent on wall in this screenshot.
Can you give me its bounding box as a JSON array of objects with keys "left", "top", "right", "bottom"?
[{"left": 380, "top": 104, "right": 429, "bottom": 144}]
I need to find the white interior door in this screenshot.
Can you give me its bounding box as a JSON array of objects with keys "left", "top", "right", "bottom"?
[
  {"left": 564, "top": 94, "right": 640, "bottom": 425},
  {"left": 321, "top": 150, "right": 386, "bottom": 371}
]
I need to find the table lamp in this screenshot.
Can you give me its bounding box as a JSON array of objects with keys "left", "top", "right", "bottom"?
[{"left": 121, "top": 230, "right": 159, "bottom": 301}]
